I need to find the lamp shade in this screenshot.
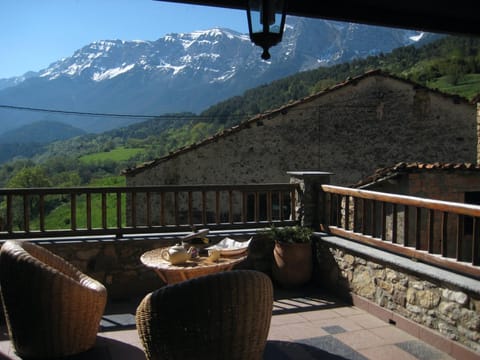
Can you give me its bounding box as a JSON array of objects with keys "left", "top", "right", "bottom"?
[{"left": 247, "top": 0, "right": 287, "bottom": 60}]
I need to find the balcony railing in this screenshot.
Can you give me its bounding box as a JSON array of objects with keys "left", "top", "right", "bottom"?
[
  {"left": 0, "top": 184, "right": 299, "bottom": 239},
  {"left": 321, "top": 184, "right": 480, "bottom": 279},
  {"left": 1, "top": 179, "right": 479, "bottom": 279}
]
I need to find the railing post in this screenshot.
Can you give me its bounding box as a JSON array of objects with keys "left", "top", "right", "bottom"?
[{"left": 287, "top": 171, "right": 333, "bottom": 230}]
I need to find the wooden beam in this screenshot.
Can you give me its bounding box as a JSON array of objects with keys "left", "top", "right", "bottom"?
[{"left": 154, "top": 0, "right": 480, "bottom": 36}]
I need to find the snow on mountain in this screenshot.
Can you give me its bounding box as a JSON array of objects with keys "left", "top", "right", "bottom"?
[
  {"left": 0, "top": 71, "right": 39, "bottom": 91},
  {"left": 410, "top": 33, "right": 425, "bottom": 42},
  {"left": 39, "top": 39, "right": 154, "bottom": 81},
  {"left": 29, "top": 28, "right": 253, "bottom": 86},
  {"left": 0, "top": 17, "right": 435, "bottom": 135}
]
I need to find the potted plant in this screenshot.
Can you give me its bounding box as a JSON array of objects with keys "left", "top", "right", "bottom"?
[{"left": 265, "top": 225, "right": 313, "bottom": 288}]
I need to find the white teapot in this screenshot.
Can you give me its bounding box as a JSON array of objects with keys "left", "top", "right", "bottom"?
[{"left": 161, "top": 244, "right": 189, "bottom": 265}]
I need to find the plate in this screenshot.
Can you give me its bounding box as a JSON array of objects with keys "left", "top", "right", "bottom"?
[{"left": 207, "top": 237, "right": 251, "bottom": 256}]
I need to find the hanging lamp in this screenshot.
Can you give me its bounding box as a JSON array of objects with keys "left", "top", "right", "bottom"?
[{"left": 247, "top": 0, "right": 287, "bottom": 60}]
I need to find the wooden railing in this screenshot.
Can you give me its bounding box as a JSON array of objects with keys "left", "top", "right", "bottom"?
[
  {"left": 3, "top": 180, "right": 478, "bottom": 278},
  {"left": 0, "top": 184, "right": 299, "bottom": 239},
  {"left": 321, "top": 185, "right": 480, "bottom": 279}
]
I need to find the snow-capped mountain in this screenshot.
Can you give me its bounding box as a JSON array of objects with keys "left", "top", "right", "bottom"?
[
  {"left": 0, "top": 71, "right": 39, "bottom": 91},
  {"left": 0, "top": 17, "right": 434, "bottom": 135}
]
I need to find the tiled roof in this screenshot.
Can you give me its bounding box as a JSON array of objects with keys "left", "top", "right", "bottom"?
[
  {"left": 122, "top": 70, "right": 471, "bottom": 176},
  {"left": 354, "top": 162, "right": 480, "bottom": 188},
  {"left": 471, "top": 94, "right": 480, "bottom": 104}
]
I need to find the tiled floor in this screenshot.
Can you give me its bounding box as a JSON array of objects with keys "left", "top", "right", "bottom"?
[
  {"left": 266, "top": 289, "right": 455, "bottom": 360},
  {"left": 0, "top": 287, "right": 462, "bottom": 360}
]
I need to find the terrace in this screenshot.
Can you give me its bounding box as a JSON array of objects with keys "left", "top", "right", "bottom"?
[
  {"left": 2, "top": 0, "right": 479, "bottom": 357},
  {"left": 0, "top": 285, "right": 461, "bottom": 359},
  {"left": 0, "top": 171, "right": 479, "bottom": 359}
]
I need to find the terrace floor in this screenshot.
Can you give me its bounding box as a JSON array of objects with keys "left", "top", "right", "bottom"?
[{"left": 0, "top": 285, "right": 461, "bottom": 360}]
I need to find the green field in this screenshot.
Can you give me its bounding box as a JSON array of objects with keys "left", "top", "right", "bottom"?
[
  {"left": 89, "top": 176, "right": 126, "bottom": 187},
  {"left": 29, "top": 176, "right": 127, "bottom": 231},
  {"left": 428, "top": 74, "right": 480, "bottom": 100},
  {"left": 29, "top": 192, "right": 127, "bottom": 230},
  {"left": 79, "top": 147, "right": 144, "bottom": 163}
]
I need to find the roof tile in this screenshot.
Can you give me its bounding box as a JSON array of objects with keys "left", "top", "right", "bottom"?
[{"left": 354, "top": 162, "right": 480, "bottom": 188}]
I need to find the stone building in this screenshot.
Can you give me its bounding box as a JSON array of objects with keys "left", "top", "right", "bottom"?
[
  {"left": 123, "top": 70, "right": 478, "bottom": 224},
  {"left": 354, "top": 162, "right": 480, "bottom": 203},
  {"left": 124, "top": 70, "right": 478, "bottom": 187},
  {"left": 353, "top": 162, "right": 480, "bottom": 259}
]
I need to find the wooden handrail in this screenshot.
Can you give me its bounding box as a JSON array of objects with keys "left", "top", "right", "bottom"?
[
  {"left": 0, "top": 183, "right": 300, "bottom": 240},
  {"left": 322, "top": 185, "right": 480, "bottom": 217},
  {"left": 0, "top": 183, "right": 298, "bottom": 195},
  {"left": 321, "top": 184, "right": 480, "bottom": 279}
]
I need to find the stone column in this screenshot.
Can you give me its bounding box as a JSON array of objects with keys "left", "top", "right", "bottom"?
[
  {"left": 287, "top": 171, "right": 333, "bottom": 229},
  {"left": 477, "top": 102, "right": 480, "bottom": 164}
]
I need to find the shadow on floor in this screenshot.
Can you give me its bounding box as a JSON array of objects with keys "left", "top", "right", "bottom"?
[
  {"left": 97, "top": 284, "right": 351, "bottom": 331},
  {"left": 265, "top": 340, "right": 349, "bottom": 360},
  {"left": 67, "top": 339, "right": 350, "bottom": 360},
  {"left": 93, "top": 336, "right": 146, "bottom": 360},
  {"left": 272, "top": 284, "right": 351, "bottom": 316}
]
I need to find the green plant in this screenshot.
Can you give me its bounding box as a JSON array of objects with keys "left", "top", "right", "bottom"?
[{"left": 264, "top": 225, "right": 313, "bottom": 244}]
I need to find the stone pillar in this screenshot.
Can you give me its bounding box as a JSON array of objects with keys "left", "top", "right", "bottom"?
[
  {"left": 287, "top": 171, "right": 333, "bottom": 230},
  {"left": 477, "top": 102, "right": 480, "bottom": 164}
]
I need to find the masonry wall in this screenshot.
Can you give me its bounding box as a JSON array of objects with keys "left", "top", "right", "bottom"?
[
  {"left": 367, "top": 171, "right": 480, "bottom": 202},
  {"left": 407, "top": 172, "right": 480, "bottom": 257},
  {"left": 127, "top": 75, "right": 476, "bottom": 189},
  {"left": 315, "top": 238, "right": 480, "bottom": 354},
  {"left": 407, "top": 171, "right": 480, "bottom": 202},
  {"left": 28, "top": 234, "right": 271, "bottom": 301},
  {"left": 477, "top": 103, "right": 480, "bottom": 163}
]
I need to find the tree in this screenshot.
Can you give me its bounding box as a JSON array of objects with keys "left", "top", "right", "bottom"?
[
  {"left": 6, "top": 167, "right": 52, "bottom": 230},
  {"left": 7, "top": 166, "right": 51, "bottom": 189}
]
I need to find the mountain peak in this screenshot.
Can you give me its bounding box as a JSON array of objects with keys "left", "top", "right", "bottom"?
[
  {"left": 189, "top": 28, "right": 249, "bottom": 40},
  {"left": 0, "top": 17, "right": 437, "bottom": 135}
]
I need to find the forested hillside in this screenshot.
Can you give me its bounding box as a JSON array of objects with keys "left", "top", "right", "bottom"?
[
  {"left": 0, "top": 35, "right": 479, "bottom": 190},
  {"left": 202, "top": 35, "right": 480, "bottom": 127}
]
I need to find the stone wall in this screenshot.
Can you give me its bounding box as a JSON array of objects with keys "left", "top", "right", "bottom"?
[
  {"left": 31, "top": 233, "right": 273, "bottom": 301},
  {"left": 314, "top": 236, "right": 480, "bottom": 353},
  {"left": 39, "top": 238, "right": 173, "bottom": 301},
  {"left": 477, "top": 102, "right": 480, "bottom": 164},
  {"left": 126, "top": 73, "right": 477, "bottom": 189},
  {"left": 367, "top": 170, "right": 480, "bottom": 203}
]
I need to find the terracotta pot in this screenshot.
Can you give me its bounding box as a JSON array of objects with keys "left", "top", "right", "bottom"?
[{"left": 272, "top": 241, "right": 312, "bottom": 287}]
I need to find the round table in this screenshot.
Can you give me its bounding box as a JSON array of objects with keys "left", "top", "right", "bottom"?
[{"left": 141, "top": 248, "right": 247, "bottom": 284}]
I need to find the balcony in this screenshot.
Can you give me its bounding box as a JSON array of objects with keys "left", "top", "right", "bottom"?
[
  {"left": 0, "top": 284, "right": 465, "bottom": 359},
  {"left": 0, "top": 172, "right": 479, "bottom": 359}
]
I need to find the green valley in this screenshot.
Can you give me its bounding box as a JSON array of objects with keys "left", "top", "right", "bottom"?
[
  {"left": 79, "top": 147, "right": 144, "bottom": 164},
  {"left": 0, "top": 35, "right": 479, "bottom": 204}
]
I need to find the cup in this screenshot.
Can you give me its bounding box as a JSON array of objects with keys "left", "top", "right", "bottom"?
[{"left": 207, "top": 248, "right": 220, "bottom": 262}]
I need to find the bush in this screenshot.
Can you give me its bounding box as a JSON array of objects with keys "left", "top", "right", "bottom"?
[{"left": 264, "top": 225, "right": 313, "bottom": 244}]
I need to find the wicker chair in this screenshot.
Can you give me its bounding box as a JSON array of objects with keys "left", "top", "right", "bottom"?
[
  {"left": 0, "top": 240, "right": 107, "bottom": 359},
  {"left": 136, "top": 270, "right": 273, "bottom": 360}
]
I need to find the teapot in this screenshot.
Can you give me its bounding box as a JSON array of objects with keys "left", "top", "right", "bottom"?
[{"left": 161, "top": 244, "right": 190, "bottom": 265}]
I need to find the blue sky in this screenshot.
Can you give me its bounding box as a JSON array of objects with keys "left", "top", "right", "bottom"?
[{"left": 0, "top": 0, "right": 248, "bottom": 79}]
